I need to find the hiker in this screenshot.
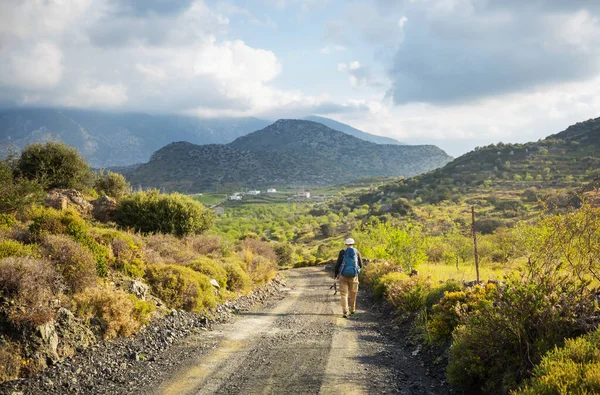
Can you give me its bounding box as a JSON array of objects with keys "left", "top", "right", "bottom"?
[{"left": 334, "top": 238, "right": 363, "bottom": 318}]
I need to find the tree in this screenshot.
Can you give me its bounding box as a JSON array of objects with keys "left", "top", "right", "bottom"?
[
  {"left": 18, "top": 142, "right": 93, "bottom": 190},
  {"left": 0, "top": 159, "right": 44, "bottom": 214},
  {"left": 95, "top": 170, "right": 131, "bottom": 200}
]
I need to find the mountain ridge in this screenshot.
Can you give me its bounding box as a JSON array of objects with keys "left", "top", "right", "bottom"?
[
  {"left": 0, "top": 109, "right": 408, "bottom": 168},
  {"left": 125, "top": 119, "right": 452, "bottom": 192}
]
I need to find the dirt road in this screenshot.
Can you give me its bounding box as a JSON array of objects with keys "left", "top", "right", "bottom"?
[{"left": 150, "top": 266, "right": 447, "bottom": 395}]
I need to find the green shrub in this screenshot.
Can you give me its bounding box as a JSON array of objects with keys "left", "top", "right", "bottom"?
[
  {"left": 116, "top": 190, "right": 213, "bottom": 237},
  {"left": 28, "top": 206, "right": 85, "bottom": 239},
  {"left": 385, "top": 274, "right": 431, "bottom": 313},
  {"left": 93, "top": 229, "right": 145, "bottom": 278},
  {"left": 0, "top": 214, "right": 17, "bottom": 228},
  {"left": 94, "top": 169, "right": 131, "bottom": 200},
  {"left": 29, "top": 207, "right": 109, "bottom": 276},
  {"left": 447, "top": 273, "right": 597, "bottom": 394},
  {"left": 222, "top": 258, "right": 253, "bottom": 294},
  {"left": 0, "top": 240, "right": 38, "bottom": 259},
  {"left": 0, "top": 160, "right": 44, "bottom": 214},
  {"left": 516, "top": 328, "right": 600, "bottom": 395},
  {"left": 187, "top": 257, "right": 228, "bottom": 289},
  {"left": 74, "top": 285, "right": 141, "bottom": 339},
  {"left": 274, "top": 243, "right": 294, "bottom": 267},
  {"left": 424, "top": 280, "right": 462, "bottom": 312},
  {"left": 128, "top": 295, "right": 155, "bottom": 325},
  {"left": 41, "top": 234, "right": 97, "bottom": 293},
  {"left": 427, "top": 283, "right": 496, "bottom": 342},
  {"left": 360, "top": 260, "right": 402, "bottom": 288},
  {"left": 372, "top": 271, "right": 409, "bottom": 300},
  {"left": 17, "top": 141, "right": 93, "bottom": 190},
  {"left": 144, "top": 264, "right": 216, "bottom": 312}
]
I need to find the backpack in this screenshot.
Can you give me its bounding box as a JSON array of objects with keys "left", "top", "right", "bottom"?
[{"left": 340, "top": 247, "right": 360, "bottom": 278}]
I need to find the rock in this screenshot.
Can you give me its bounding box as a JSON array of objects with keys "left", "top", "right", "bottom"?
[
  {"left": 37, "top": 322, "right": 60, "bottom": 362},
  {"left": 45, "top": 189, "right": 93, "bottom": 216},
  {"left": 210, "top": 279, "right": 220, "bottom": 289},
  {"left": 91, "top": 195, "right": 117, "bottom": 222},
  {"left": 128, "top": 280, "right": 149, "bottom": 300}
]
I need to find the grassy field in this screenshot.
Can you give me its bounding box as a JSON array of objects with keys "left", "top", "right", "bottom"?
[
  {"left": 415, "top": 261, "right": 518, "bottom": 283},
  {"left": 192, "top": 193, "right": 227, "bottom": 206}
]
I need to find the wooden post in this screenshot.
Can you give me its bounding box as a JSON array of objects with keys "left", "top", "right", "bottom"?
[{"left": 471, "top": 206, "right": 480, "bottom": 283}]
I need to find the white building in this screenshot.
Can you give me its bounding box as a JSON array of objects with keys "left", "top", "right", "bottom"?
[
  {"left": 247, "top": 190, "right": 261, "bottom": 195},
  {"left": 228, "top": 195, "right": 242, "bottom": 201},
  {"left": 267, "top": 188, "right": 277, "bottom": 193},
  {"left": 296, "top": 191, "right": 311, "bottom": 199}
]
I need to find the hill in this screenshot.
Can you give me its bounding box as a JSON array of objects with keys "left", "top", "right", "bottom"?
[
  {"left": 0, "top": 109, "right": 408, "bottom": 168},
  {"left": 303, "top": 115, "right": 403, "bottom": 145},
  {"left": 342, "top": 116, "right": 600, "bottom": 212},
  {"left": 125, "top": 119, "right": 452, "bottom": 192},
  {"left": 0, "top": 108, "right": 271, "bottom": 167}
]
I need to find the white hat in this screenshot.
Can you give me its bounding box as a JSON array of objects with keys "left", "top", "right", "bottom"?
[{"left": 345, "top": 238, "right": 355, "bottom": 245}]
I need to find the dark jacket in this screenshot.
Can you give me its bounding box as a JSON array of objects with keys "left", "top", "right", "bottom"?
[{"left": 334, "top": 248, "right": 363, "bottom": 278}]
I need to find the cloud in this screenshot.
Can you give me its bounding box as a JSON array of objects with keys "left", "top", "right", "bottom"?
[
  {"left": 385, "top": 0, "right": 600, "bottom": 104},
  {"left": 337, "top": 75, "right": 600, "bottom": 157},
  {"left": 338, "top": 61, "right": 377, "bottom": 88},
  {"left": 0, "top": 0, "right": 335, "bottom": 116},
  {"left": 0, "top": 42, "right": 63, "bottom": 90}
]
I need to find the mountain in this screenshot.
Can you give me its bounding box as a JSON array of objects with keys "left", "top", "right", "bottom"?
[
  {"left": 0, "top": 108, "right": 271, "bottom": 167},
  {"left": 125, "top": 119, "right": 452, "bottom": 192},
  {"left": 304, "top": 115, "right": 403, "bottom": 145},
  {"left": 348, "top": 116, "right": 600, "bottom": 208}
]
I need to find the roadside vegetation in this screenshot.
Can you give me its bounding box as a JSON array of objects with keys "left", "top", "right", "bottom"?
[{"left": 0, "top": 142, "right": 278, "bottom": 383}]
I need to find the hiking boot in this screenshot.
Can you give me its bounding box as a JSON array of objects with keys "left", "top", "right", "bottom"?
[{"left": 343, "top": 312, "right": 348, "bottom": 318}]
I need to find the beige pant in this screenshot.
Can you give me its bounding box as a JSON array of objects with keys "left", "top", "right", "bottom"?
[{"left": 339, "top": 276, "right": 359, "bottom": 313}]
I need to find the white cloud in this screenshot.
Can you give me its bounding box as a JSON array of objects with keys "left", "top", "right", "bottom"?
[
  {"left": 338, "top": 61, "right": 373, "bottom": 88},
  {"left": 0, "top": 0, "right": 329, "bottom": 116},
  {"left": 0, "top": 42, "right": 63, "bottom": 90},
  {"left": 336, "top": 77, "right": 600, "bottom": 156},
  {"left": 59, "top": 82, "right": 129, "bottom": 108}
]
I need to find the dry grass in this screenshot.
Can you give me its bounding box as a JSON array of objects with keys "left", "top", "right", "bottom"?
[
  {"left": 143, "top": 234, "right": 198, "bottom": 265},
  {"left": 186, "top": 234, "right": 224, "bottom": 257},
  {"left": 74, "top": 285, "right": 141, "bottom": 339},
  {"left": 0, "top": 257, "right": 63, "bottom": 327},
  {"left": 0, "top": 343, "right": 22, "bottom": 382},
  {"left": 41, "top": 234, "right": 97, "bottom": 293},
  {"left": 416, "top": 261, "right": 515, "bottom": 284}
]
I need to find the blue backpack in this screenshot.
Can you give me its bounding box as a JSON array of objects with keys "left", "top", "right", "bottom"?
[{"left": 341, "top": 247, "right": 360, "bottom": 278}]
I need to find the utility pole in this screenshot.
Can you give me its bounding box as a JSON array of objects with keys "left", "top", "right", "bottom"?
[{"left": 471, "top": 206, "right": 480, "bottom": 283}]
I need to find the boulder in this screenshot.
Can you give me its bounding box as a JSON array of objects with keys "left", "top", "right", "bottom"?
[
  {"left": 92, "top": 195, "right": 118, "bottom": 222},
  {"left": 127, "top": 280, "right": 149, "bottom": 300},
  {"left": 45, "top": 189, "right": 93, "bottom": 216},
  {"left": 210, "top": 279, "right": 221, "bottom": 289}
]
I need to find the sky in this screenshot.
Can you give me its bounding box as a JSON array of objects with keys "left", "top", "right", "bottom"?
[{"left": 1, "top": 0, "right": 600, "bottom": 157}]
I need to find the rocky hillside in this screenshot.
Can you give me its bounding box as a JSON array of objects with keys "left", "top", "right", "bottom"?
[
  {"left": 303, "top": 115, "right": 403, "bottom": 145},
  {"left": 125, "top": 120, "right": 452, "bottom": 192},
  {"left": 349, "top": 116, "right": 600, "bottom": 206},
  {"left": 0, "top": 108, "right": 271, "bottom": 167}
]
